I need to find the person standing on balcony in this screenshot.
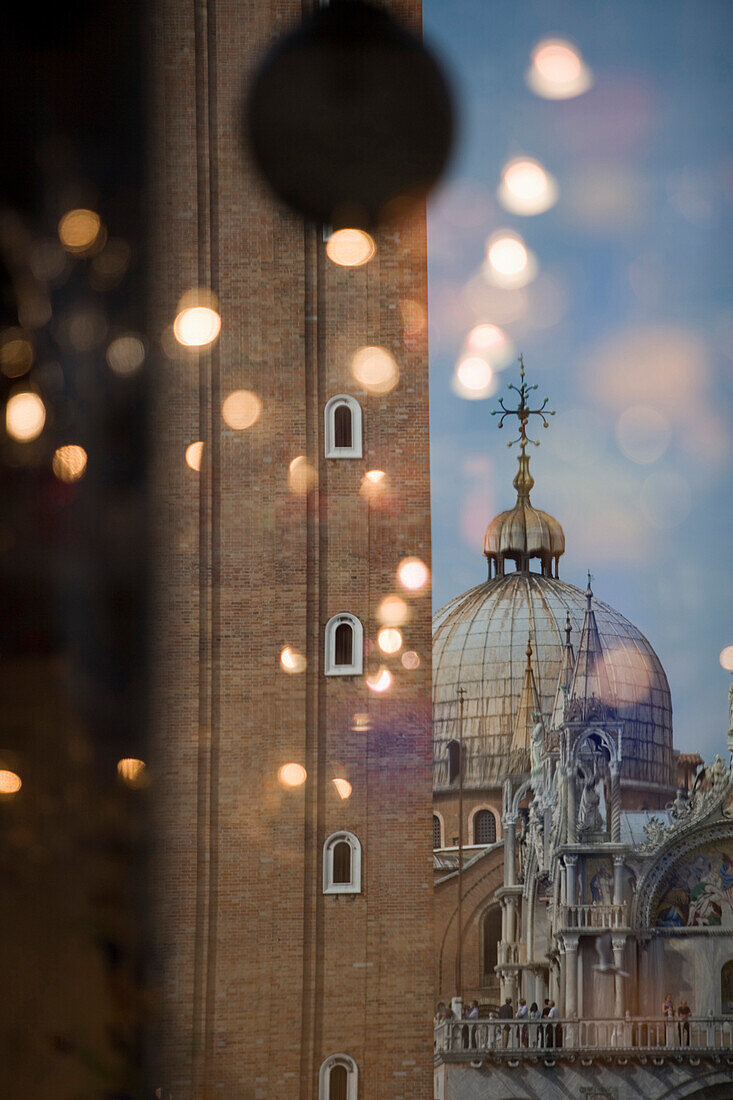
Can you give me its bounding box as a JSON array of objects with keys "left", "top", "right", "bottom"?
[
  {"left": 662, "top": 992, "right": 675, "bottom": 1047},
  {"left": 529, "top": 1002, "right": 541, "bottom": 1047},
  {"left": 516, "top": 998, "right": 529, "bottom": 1046},
  {"left": 548, "top": 1000, "right": 562, "bottom": 1048},
  {"left": 677, "top": 998, "right": 692, "bottom": 1046},
  {"left": 499, "top": 997, "right": 514, "bottom": 1048},
  {"left": 541, "top": 998, "right": 552, "bottom": 1047}
]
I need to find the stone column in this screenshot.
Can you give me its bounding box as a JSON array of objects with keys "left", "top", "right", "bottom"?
[
  {"left": 610, "top": 763, "right": 621, "bottom": 843},
  {"left": 613, "top": 855, "right": 624, "bottom": 908},
  {"left": 504, "top": 815, "right": 517, "bottom": 886},
  {"left": 612, "top": 937, "right": 626, "bottom": 1018},
  {"left": 565, "top": 855, "right": 578, "bottom": 922},
  {"left": 566, "top": 766, "right": 577, "bottom": 843},
  {"left": 563, "top": 934, "right": 579, "bottom": 1018}
]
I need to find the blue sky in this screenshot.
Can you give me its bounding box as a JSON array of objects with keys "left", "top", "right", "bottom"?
[{"left": 424, "top": 0, "right": 732, "bottom": 760}]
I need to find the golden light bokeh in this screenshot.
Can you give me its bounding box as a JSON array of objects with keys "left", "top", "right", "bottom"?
[
  {"left": 288, "top": 455, "right": 317, "bottom": 495},
  {"left": 350, "top": 345, "right": 399, "bottom": 395},
  {"left": 106, "top": 333, "right": 147, "bottom": 376},
  {"left": 352, "top": 712, "right": 371, "bottom": 732},
  {"left": 52, "top": 444, "right": 87, "bottom": 483},
  {"left": 377, "top": 595, "right": 409, "bottom": 627},
  {"left": 366, "top": 667, "right": 393, "bottom": 693},
  {"left": 397, "top": 556, "right": 429, "bottom": 592},
  {"left": 222, "top": 389, "right": 262, "bottom": 430},
  {"left": 0, "top": 329, "right": 33, "bottom": 379},
  {"left": 720, "top": 646, "right": 733, "bottom": 672},
  {"left": 117, "top": 758, "right": 148, "bottom": 788},
  {"left": 278, "top": 762, "right": 307, "bottom": 787},
  {"left": 527, "top": 38, "right": 593, "bottom": 99},
  {"left": 58, "top": 208, "right": 104, "bottom": 255},
  {"left": 378, "top": 627, "right": 403, "bottom": 654},
  {"left": 485, "top": 231, "right": 537, "bottom": 289},
  {"left": 332, "top": 777, "right": 353, "bottom": 800},
  {"left": 498, "top": 157, "right": 558, "bottom": 216},
  {"left": 364, "top": 469, "right": 386, "bottom": 484},
  {"left": 173, "top": 305, "right": 221, "bottom": 348},
  {"left": 280, "top": 645, "right": 307, "bottom": 674},
  {"left": 454, "top": 356, "right": 494, "bottom": 400},
  {"left": 6, "top": 391, "right": 46, "bottom": 442},
  {"left": 0, "top": 769, "right": 22, "bottom": 795},
  {"left": 185, "top": 441, "right": 204, "bottom": 471},
  {"left": 326, "top": 228, "right": 376, "bottom": 267},
  {"left": 488, "top": 233, "right": 528, "bottom": 276},
  {"left": 401, "top": 650, "right": 420, "bottom": 670},
  {"left": 467, "top": 323, "right": 505, "bottom": 353}
]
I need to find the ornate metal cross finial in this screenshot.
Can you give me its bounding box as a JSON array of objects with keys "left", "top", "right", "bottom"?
[{"left": 491, "top": 355, "right": 555, "bottom": 452}]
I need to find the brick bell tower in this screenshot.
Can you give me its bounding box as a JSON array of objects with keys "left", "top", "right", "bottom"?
[{"left": 148, "top": 2, "right": 434, "bottom": 1097}]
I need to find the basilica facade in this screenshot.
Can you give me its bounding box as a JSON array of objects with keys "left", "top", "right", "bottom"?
[{"left": 432, "top": 368, "right": 733, "bottom": 1099}]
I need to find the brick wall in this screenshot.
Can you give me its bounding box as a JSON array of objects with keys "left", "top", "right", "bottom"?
[{"left": 148, "top": 2, "right": 433, "bottom": 1096}]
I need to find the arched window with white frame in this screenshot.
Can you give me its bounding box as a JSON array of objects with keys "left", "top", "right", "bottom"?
[
  {"left": 323, "top": 831, "right": 362, "bottom": 894},
  {"left": 319, "top": 1053, "right": 358, "bottom": 1100},
  {"left": 324, "top": 395, "right": 362, "bottom": 459},
  {"left": 472, "top": 807, "right": 497, "bottom": 845},
  {"left": 325, "top": 613, "right": 363, "bottom": 676}
]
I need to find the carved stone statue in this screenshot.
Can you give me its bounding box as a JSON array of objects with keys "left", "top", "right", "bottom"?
[
  {"left": 578, "top": 776, "right": 604, "bottom": 832},
  {"left": 711, "top": 753, "right": 728, "bottom": 795}
]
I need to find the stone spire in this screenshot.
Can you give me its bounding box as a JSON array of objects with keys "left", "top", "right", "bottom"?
[
  {"left": 565, "top": 574, "right": 613, "bottom": 721},
  {"left": 510, "top": 636, "right": 541, "bottom": 771},
  {"left": 551, "top": 611, "right": 575, "bottom": 729}
]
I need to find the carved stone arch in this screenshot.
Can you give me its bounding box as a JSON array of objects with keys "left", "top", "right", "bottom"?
[
  {"left": 631, "top": 819, "right": 733, "bottom": 929},
  {"left": 510, "top": 778, "right": 533, "bottom": 819},
  {"left": 572, "top": 725, "right": 619, "bottom": 768}
]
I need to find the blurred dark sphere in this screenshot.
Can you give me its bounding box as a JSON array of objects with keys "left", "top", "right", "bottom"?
[{"left": 245, "top": 0, "right": 454, "bottom": 228}]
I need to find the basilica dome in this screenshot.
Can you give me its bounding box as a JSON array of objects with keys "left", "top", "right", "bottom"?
[
  {"left": 433, "top": 574, "right": 674, "bottom": 791},
  {"left": 433, "top": 364, "right": 675, "bottom": 796}
]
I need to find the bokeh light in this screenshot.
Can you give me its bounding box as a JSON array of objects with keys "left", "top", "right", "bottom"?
[
  {"left": 378, "top": 627, "right": 403, "bottom": 654},
  {"left": 467, "top": 323, "right": 505, "bottom": 354},
  {"left": 222, "top": 389, "right": 261, "bottom": 430},
  {"left": 53, "top": 445, "right": 87, "bottom": 483},
  {"left": 527, "top": 38, "right": 593, "bottom": 100},
  {"left": 350, "top": 345, "right": 399, "bottom": 395},
  {"left": 280, "top": 645, "right": 307, "bottom": 674},
  {"left": 377, "top": 595, "right": 409, "bottom": 626},
  {"left": 397, "top": 556, "right": 429, "bottom": 592},
  {"left": 278, "top": 762, "right": 307, "bottom": 787},
  {"left": 332, "top": 777, "right": 353, "bottom": 800},
  {"left": 615, "top": 405, "right": 672, "bottom": 464},
  {"left": 30, "top": 238, "right": 67, "bottom": 281},
  {"left": 174, "top": 305, "right": 221, "bottom": 348},
  {"left": 485, "top": 231, "right": 537, "bottom": 289},
  {"left": 401, "top": 650, "right": 420, "bottom": 670},
  {"left": 288, "top": 455, "right": 317, "bottom": 495},
  {"left": 0, "top": 770, "right": 22, "bottom": 795},
  {"left": 0, "top": 329, "right": 34, "bottom": 379},
  {"left": 90, "top": 238, "right": 132, "bottom": 289},
  {"left": 58, "top": 208, "right": 104, "bottom": 255},
  {"left": 720, "top": 646, "right": 733, "bottom": 672},
  {"left": 62, "top": 308, "right": 108, "bottom": 352},
  {"left": 326, "top": 228, "right": 376, "bottom": 267},
  {"left": 6, "top": 391, "right": 45, "bottom": 442},
  {"left": 352, "top": 712, "right": 371, "bottom": 732},
  {"left": 364, "top": 469, "right": 386, "bottom": 484},
  {"left": 117, "top": 758, "right": 148, "bottom": 789},
  {"left": 185, "top": 441, "right": 204, "bottom": 471},
  {"left": 106, "top": 333, "right": 147, "bottom": 376},
  {"left": 498, "top": 157, "right": 558, "bottom": 216},
  {"left": 366, "top": 667, "right": 393, "bottom": 693},
  {"left": 453, "top": 356, "right": 495, "bottom": 400}
]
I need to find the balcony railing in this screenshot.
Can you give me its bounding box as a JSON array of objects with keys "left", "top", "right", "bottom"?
[
  {"left": 557, "top": 902, "right": 627, "bottom": 929},
  {"left": 434, "top": 1017, "right": 733, "bottom": 1059}
]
